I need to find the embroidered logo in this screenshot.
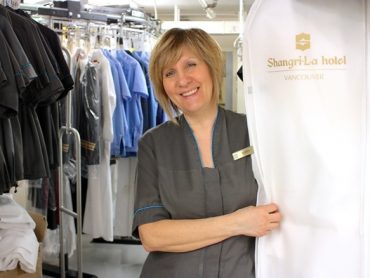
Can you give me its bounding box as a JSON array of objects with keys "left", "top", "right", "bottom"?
[{"left": 296, "top": 33, "right": 310, "bottom": 51}]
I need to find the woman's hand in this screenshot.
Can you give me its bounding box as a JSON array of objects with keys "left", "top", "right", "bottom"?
[{"left": 231, "top": 203, "right": 282, "bottom": 237}]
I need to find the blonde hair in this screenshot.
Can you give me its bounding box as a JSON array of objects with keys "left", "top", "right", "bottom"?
[{"left": 149, "top": 28, "right": 224, "bottom": 122}]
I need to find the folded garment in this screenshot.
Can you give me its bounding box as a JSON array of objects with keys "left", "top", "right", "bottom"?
[
  {"left": 0, "top": 194, "right": 35, "bottom": 230},
  {"left": 0, "top": 194, "right": 18, "bottom": 216},
  {"left": 0, "top": 228, "right": 39, "bottom": 273}
]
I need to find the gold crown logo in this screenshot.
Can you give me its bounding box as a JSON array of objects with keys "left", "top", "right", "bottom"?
[{"left": 296, "top": 33, "right": 310, "bottom": 51}]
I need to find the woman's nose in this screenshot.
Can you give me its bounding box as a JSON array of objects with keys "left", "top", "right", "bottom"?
[{"left": 176, "top": 71, "right": 191, "bottom": 87}]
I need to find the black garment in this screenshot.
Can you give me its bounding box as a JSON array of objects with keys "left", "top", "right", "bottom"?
[
  {"left": 2, "top": 6, "right": 64, "bottom": 106},
  {"left": 10, "top": 115, "right": 23, "bottom": 181},
  {"left": 0, "top": 30, "right": 21, "bottom": 118},
  {"left": 34, "top": 21, "right": 74, "bottom": 97},
  {"left": 0, "top": 118, "right": 13, "bottom": 193},
  {"left": 133, "top": 107, "right": 257, "bottom": 278},
  {"left": 12, "top": 8, "right": 74, "bottom": 99},
  {"left": 0, "top": 14, "right": 37, "bottom": 89},
  {"left": 0, "top": 6, "right": 66, "bottom": 180},
  {"left": 19, "top": 103, "right": 50, "bottom": 179},
  {"left": 0, "top": 146, "right": 10, "bottom": 194},
  {"left": 0, "top": 115, "right": 23, "bottom": 190},
  {"left": 36, "top": 104, "right": 60, "bottom": 170},
  {"left": 0, "top": 64, "right": 6, "bottom": 86}
]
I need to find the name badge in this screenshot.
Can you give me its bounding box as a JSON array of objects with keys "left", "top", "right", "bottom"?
[{"left": 232, "top": 146, "right": 254, "bottom": 160}]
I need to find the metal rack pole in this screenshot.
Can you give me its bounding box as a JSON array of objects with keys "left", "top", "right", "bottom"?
[
  {"left": 58, "top": 46, "right": 82, "bottom": 278},
  {"left": 58, "top": 124, "right": 82, "bottom": 278}
]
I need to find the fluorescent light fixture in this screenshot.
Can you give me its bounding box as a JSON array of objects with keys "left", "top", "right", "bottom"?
[
  {"left": 197, "top": 0, "right": 217, "bottom": 19},
  {"left": 198, "top": 0, "right": 208, "bottom": 9},
  {"left": 205, "top": 7, "right": 215, "bottom": 19}
]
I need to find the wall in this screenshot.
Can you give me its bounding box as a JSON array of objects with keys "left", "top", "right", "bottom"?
[{"left": 212, "top": 34, "right": 245, "bottom": 113}]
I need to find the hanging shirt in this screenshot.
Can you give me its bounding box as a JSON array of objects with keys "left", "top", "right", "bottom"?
[
  {"left": 0, "top": 6, "right": 64, "bottom": 180},
  {"left": 34, "top": 20, "right": 74, "bottom": 98},
  {"left": 102, "top": 49, "right": 131, "bottom": 157},
  {"left": 113, "top": 49, "right": 148, "bottom": 155},
  {"left": 0, "top": 14, "right": 36, "bottom": 90},
  {"left": 135, "top": 51, "right": 167, "bottom": 126},
  {"left": 132, "top": 51, "right": 160, "bottom": 130},
  {"left": 243, "top": 0, "right": 368, "bottom": 277},
  {"left": 0, "top": 31, "right": 21, "bottom": 118},
  {"left": 0, "top": 28, "right": 29, "bottom": 184},
  {"left": 2, "top": 6, "right": 64, "bottom": 105}
]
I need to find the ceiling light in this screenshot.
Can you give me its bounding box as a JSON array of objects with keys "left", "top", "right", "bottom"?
[
  {"left": 197, "top": 0, "right": 217, "bottom": 19},
  {"left": 198, "top": 0, "right": 208, "bottom": 9},
  {"left": 205, "top": 7, "right": 216, "bottom": 19}
]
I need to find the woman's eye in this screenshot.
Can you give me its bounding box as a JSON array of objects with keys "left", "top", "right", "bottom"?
[
  {"left": 187, "top": 62, "right": 197, "bottom": 68},
  {"left": 164, "top": 70, "right": 175, "bottom": 78}
]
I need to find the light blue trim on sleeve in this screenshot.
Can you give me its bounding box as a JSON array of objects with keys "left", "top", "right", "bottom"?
[{"left": 134, "top": 205, "right": 164, "bottom": 215}]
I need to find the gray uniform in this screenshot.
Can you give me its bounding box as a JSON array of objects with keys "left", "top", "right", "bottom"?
[{"left": 133, "top": 107, "right": 258, "bottom": 278}]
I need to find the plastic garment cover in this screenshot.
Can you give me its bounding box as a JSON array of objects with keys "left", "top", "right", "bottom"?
[
  {"left": 76, "top": 62, "right": 101, "bottom": 175},
  {"left": 83, "top": 49, "right": 116, "bottom": 242}
]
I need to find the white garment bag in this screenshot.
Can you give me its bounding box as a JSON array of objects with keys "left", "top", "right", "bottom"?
[{"left": 243, "top": 0, "right": 370, "bottom": 277}]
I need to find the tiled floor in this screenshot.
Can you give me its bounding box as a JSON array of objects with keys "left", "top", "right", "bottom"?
[{"left": 43, "top": 235, "right": 148, "bottom": 278}]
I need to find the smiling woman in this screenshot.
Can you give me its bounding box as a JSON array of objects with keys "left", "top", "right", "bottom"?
[{"left": 132, "top": 27, "right": 282, "bottom": 278}]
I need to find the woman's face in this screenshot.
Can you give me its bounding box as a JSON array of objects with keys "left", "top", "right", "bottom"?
[{"left": 162, "top": 46, "right": 214, "bottom": 117}]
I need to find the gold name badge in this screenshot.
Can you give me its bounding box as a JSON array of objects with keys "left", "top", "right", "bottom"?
[{"left": 232, "top": 146, "right": 254, "bottom": 160}]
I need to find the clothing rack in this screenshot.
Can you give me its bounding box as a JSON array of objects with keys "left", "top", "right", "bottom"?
[
  {"left": 17, "top": 2, "right": 157, "bottom": 275},
  {"left": 19, "top": 0, "right": 160, "bottom": 33}
]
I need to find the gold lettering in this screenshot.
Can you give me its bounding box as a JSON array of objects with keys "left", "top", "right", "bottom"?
[
  {"left": 321, "top": 55, "right": 347, "bottom": 65},
  {"left": 267, "top": 58, "right": 274, "bottom": 68},
  {"left": 268, "top": 55, "right": 346, "bottom": 70},
  {"left": 284, "top": 73, "right": 324, "bottom": 81}
]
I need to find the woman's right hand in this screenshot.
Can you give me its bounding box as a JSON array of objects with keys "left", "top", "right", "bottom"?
[{"left": 231, "top": 203, "right": 282, "bottom": 237}]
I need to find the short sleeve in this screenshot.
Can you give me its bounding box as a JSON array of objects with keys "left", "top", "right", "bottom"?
[
  {"left": 0, "top": 31, "right": 20, "bottom": 117},
  {"left": 0, "top": 14, "right": 37, "bottom": 85},
  {"left": 132, "top": 133, "right": 171, "bottom": 238}
]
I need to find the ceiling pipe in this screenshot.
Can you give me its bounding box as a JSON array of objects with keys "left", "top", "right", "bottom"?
[
  {"left": 239, "top": 0, "right": 244, "bottom": 36},
  {"left": 174, "top": 4, "right": 180, "bottom": 21},
  {"left": 153, "top": 0, "right": 158, "bottom": 20}
]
